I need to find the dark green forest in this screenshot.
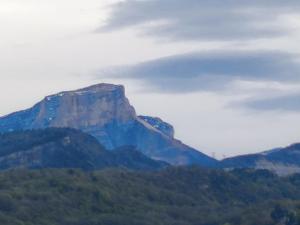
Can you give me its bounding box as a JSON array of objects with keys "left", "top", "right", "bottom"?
[{"left": 0, "top": 167, "right": 300, "bottom": 225}]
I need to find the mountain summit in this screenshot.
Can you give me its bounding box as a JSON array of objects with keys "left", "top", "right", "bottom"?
[{"left": 0, "top": 83, "right": 217, "bottom": 166}]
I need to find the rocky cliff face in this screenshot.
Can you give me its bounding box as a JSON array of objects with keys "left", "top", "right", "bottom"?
[
  {"left": 138, "top": 116, "right": 175, "bottom": 138},
  {"left": 0, "top": 83, "right": 217, "bottom": 167}
]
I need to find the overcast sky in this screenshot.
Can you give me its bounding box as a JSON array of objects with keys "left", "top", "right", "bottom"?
[{"left": 1, "top": 0, "right": 300, "bottom": 158}]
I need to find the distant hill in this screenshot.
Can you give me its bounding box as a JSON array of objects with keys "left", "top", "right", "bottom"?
[
  {"left": 0, "top": 128, "right": 168, "bottom": 171},
  {"left": 0, "top": 167, "right": 300, "bottom": 225},
  {"left": 221, "top": 143, "right": 300, "bottom": 176},
  {"left": 0, "top": 83, "right": 217, "bottom": 167}
]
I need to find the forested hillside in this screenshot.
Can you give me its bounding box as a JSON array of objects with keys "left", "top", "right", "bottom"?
[
  {"left": 0, "top": 167, "right": 300, "bottom": 225},
  {"left": 0, "top": 128, "right": 167, "bottom": 171}
]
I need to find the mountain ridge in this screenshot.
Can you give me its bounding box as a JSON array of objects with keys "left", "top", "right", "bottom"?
[
  {"left": 0, "top": 83, "right": 217, "bottom": 167},
  {"left": 221, "top": 143, "right": 300, "bottom": 175}
]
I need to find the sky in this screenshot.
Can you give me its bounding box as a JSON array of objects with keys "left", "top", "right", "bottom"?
[{"left": 1, "top": 0, "right": 300, "bottom": 158}]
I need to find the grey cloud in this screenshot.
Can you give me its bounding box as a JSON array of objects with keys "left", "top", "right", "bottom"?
[
  {"left": 100, "top": 0, "right": 300, "bottom": 41},
  {"left": 239, "top": 94, "right": 300, "bottom": 111},
  {"left": 104, "top": 50, "right": 300, "bottom": 93}
]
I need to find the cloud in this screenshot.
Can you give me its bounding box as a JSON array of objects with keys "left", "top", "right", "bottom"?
[
  {"left": 100, "top": 0, "right": 300, "bottom": 42},
  {"left": 103, "top": 50, "right": 300, "bottom": 93},
  {"left": 238, "top": 94, "right": 300, "bottom": 112}
]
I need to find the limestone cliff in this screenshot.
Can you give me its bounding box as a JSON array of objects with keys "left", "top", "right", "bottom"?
[{"left": 0, "top": 83, "right": 217, "bottom": 166}]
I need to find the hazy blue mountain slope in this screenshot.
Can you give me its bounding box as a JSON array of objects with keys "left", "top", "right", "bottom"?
[
  {"left": 222, "top": 143, "right": 300, "bottom": 175},
  {"left": 0, "top": 128, "right": 168, "bottom": 171}
]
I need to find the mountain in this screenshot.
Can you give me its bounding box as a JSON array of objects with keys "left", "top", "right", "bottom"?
[
  {"left": 0, "top": 83, "right": 217, "bottom": 167},
  {"left": 221, "top": 143, "right": 300, "bottom": 176},
  {"left": 0, "top": 128, "right": 168, "bottom": 171},
  {"left": 0, "top": 167, "right": 300, "bottom": 225},
  {"left": 138, "top": 115, "right": 175, "bottom": 138}
]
